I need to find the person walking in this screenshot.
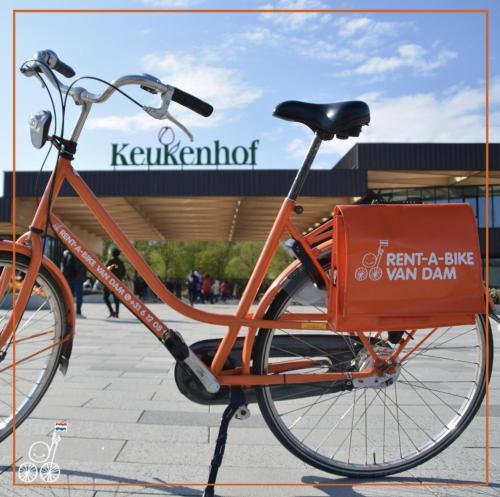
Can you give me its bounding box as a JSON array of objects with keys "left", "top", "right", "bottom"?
[
  {"left": 212, "top": 279, "right": 220, "bottom": 303},
  {"left": 103, "top": 247, "right": 126, "bottom": 318},
  {"left": 186, "top": 271, "right": 197, "bottom": 305},
  {"left": 61, "top": 249, "right": 87, "bottom": 318},
  {"left": 202, "top": 274, "right": 213, "bottom": 304}
]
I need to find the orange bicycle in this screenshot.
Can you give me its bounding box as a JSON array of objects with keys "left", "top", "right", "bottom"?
[{"left": 0, "top": 50, "right": 494, "bottom": 487}]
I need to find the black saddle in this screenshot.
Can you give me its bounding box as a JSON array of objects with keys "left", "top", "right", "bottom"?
[{"left": 273, "top": 100, "right": 370, "bottom": 140}]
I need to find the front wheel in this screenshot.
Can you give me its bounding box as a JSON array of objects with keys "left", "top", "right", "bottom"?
[
  {"left": 0, "top": 252, "right": 67, "bottom": 443},
  {"left": 253, "top": 259, "right": 493, "bottom": 478}
]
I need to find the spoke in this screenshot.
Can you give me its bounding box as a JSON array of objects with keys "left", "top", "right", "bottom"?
[
  {"left": 331, "top": 389, "right": 380, "bottom": 459},
  {"left": 395, "top": 382, "right": 403, "bottom": 458},
  {"left": 364, "top": 389, "right": 368, "bottom": 465},
  {"left": 347, "top": 390, "right": 356, "bottom": 464},
  {"left": 0, "top": 373, "right": 31, "bottom": 398},
  {"left": 410, "top": 326, "right": 452, "bottom": 356},
  {"left": 275, "top": 329, "right": 352, "bottom": 362},
  {"left": 15, "top": 329, "right": 55, "bottom": 345},
  {"left": 300, "top": 389, "right": 343, "bottom": 443},
  {"left": 426, "top": 327, "right": 477, "bottom": 350},
  {"left": 373, "top": 388, "right": 420, "bottom": 454},
  {"left": 312, "top": 391, "right": 351, "bottom": 451},
  {"left": 398, "top": 380, "right": 471, "bottom": 400},
  {"left": 17, "top": 304, "right": 53, "bottom": 334},
  {"left": 399, "top": 372, "right": 448, "bottom": 429},
  {"left": 0, "top": 348, "right": 55, "bottom": 373},
  {"left": 312, "top": 304, "right": 358, "bottom": 359},
  {"left": 383, "top": 388, "right": 387, "bottom": 463},
  {"left": 279, "top": 389, "right": 340, "bottom": 416},
  {"left": 382, "top": 388, "right": 436, "bottom": 441},
  {"left": 405, "top": 326, "right": 474, "bottom": 364},
  {"left": 287, "top": 387, "right": 330, "bottom": 430},
  {"left": 407, "top": 352, "right": 478, "bottom": 366},
  {"left": 401, "top": 366, "right": 461, "bottom": 415}
]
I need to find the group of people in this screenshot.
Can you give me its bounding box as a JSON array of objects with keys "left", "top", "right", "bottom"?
[
  {"left": 185, "top": 271, "right": 233, "bottom": 305},
  {"left": 62, "top": 249, "right": 240, "bottom": 318},
  {"left": 61, "top": 247, "right": 126, "bottom": 319}
]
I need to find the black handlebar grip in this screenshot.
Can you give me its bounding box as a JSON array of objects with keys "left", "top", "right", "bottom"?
[
  {"left": 53, "top": 59, "right": 75, "bottom": 78},
  {"left": 172, "top": 87, "right": 213, "bottom": 117}
]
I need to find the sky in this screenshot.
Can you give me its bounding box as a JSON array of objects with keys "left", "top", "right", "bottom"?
[{"left": 1, "top": 0, "right": 499, "bottom": 194}]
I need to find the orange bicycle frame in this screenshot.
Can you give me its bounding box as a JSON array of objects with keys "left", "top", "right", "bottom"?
[{"left": 0, "top": 151, "right": 450, "bottom": 388}]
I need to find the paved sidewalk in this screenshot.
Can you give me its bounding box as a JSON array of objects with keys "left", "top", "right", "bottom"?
[{"left": 0, "top": 302, "right": 499, "bottom": 497}]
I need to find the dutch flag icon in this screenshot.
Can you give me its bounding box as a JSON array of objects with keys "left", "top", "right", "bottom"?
[{"left": 54, "top": 421, "right": 68, "bottom": 432}]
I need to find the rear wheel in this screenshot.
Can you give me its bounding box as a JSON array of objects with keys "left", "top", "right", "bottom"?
[
  {"left": 0, "top": 252, "right": 66, "bottom": 443},
  {"left": 253, "top": 260, "right": 493, "bottom": 477}
]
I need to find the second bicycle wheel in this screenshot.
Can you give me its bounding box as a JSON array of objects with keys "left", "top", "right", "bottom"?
[
  {"left": 0, "top": 252, "right": 66, "bottom": 443},
  {"left": 253, "top": 260, "right": 493, "bottom": 477}
]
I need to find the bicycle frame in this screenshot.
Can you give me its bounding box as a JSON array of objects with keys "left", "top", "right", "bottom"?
[{"left": 1, "top": 148, "right": 422, "bottom": 389}]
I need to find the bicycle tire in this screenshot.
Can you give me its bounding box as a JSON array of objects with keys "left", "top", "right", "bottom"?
[
  {"left": 0, "top": 251, "right": 66, "bottom": 443},
  {"left": 253, "top": 257, "right": 493, "bottom": 478}
]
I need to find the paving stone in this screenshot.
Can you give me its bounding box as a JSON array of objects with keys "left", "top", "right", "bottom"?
[{"left": 0, "top": 303, "right": 498, "bottom": 497}]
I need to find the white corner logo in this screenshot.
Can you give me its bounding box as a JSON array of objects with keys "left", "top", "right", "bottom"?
[
  {"left": 355, "top": 240, "right": 388, "bottom": 282},
  {"left": 17, "top": 421, "right": 67, "bottom": 483}
]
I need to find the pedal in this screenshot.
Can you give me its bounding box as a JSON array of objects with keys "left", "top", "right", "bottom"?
[{"left": 162, "top": 330, "right": 220, "bottom": 394}]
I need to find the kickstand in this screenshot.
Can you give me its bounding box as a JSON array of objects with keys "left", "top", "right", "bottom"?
[{"left": 203, "top": 387, "right": 247, "bottom": 497}]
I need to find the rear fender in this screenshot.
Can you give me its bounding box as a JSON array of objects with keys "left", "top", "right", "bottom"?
[
  {"left": 240, "top": 240, "right": 333, "bottom": 374},
  {"left": 0, "top": 240, "right": 76, "bottom": 374}
]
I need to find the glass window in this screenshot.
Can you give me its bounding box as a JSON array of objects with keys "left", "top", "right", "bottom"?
[
  {"left": 392, "top": 189, "right": 408, "bottom": 202},
  {"left": 489, "top": 259, "right": 500, "bottom": 289},
  {"left": 435, "top": 187, "right": 448, "bottom": 204},
  {"left": 477, "top": 186, "right": 493, "bottom": 228},
  {"left": 493, "top": 187, "right": 500, "bottom": 228},
  {"left": 421, "top": 188, "right": 436, "bottom": 204},
  {"left": 463, "top": 186, "right": 478, "bottom": 219},
  {"left": 448, "top": 186, "right": 464, "bottom": 203}
]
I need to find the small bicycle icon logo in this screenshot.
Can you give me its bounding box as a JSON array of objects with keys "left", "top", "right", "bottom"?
[
  {"left": 355, "top": 240, "right": 388, "bottom": 282},
  {"left": 18, "top": 423, "right": 66, "bottom": 483}
]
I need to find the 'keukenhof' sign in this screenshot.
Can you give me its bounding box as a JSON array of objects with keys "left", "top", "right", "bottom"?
[{"left": 111, "top": 139, "right": 260, "bottom": 168}]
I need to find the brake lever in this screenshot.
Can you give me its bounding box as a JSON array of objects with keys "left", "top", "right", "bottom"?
[
  {"left": 33, "top": 70, "right": 47, "bottom": 90},
  {"left": 164, "top": 111, "right": 193, "bottom": 142},
  {"left": 143, "top": 89, "right": 194, "bottom": 142}
]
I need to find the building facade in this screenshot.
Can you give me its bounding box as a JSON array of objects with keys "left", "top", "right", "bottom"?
[{"left": 1, "top": 142, "right": 499, "bottom": 284}]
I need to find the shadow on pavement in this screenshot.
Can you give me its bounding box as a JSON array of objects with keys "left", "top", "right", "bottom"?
[
  {"left": 2, "top": 465, "right": 498, "bottom": 497},
  {"left": 300, "top": 475, "right": 499, "bottom": 496}
]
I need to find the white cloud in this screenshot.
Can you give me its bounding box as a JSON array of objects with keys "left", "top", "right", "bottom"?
[
  {"left": 141, "top": 52, "right": 261, "bottom": 110},
  {"left": 285, "top": 79, "right": 500, "bottom": 165},
  {"left": 239, "top": 28, "right": 283, "bottom": 46},
  {"left": 334, "top": 17, "right": 405, "bottom": 49},
  {"left": 87, "top": 110, "right": 224, "bottom": 135},
  {"left": 295, "top": 39, "right": 364, "bottom": 63},
  {"left": 336, "top": 17, "right": 373, "bottom": 38},
  {"left": 352, "top": 43, "right": 457, "bottom": 75},
  {"left": 259, "top": 0, "right": 331, "bottom": 30},
  {"left": 87, "top": 51, "right": 262, "bottom": 134}
]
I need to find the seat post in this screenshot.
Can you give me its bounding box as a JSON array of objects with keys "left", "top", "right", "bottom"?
[{"left": 287, "top": 133, "right": 323, "bottom": 200}]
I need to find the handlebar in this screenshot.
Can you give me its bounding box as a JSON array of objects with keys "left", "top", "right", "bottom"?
[
  {"left": 34, "top": 49, "right": 76, "bottom": 78},
  {"left": 21, "top": 49, "right": 214, "bottom": 121},
  {"left": 171, "top": 87, "right": 213, "bottom": 118}
]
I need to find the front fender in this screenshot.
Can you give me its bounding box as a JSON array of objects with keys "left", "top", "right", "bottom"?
[{"left": 0, "top": 240, "right": 76, "bottom": 374}]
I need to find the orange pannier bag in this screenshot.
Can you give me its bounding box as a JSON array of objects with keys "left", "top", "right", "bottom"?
[{"left": 330, "top": 203, "right": 484, "bottom": 331}]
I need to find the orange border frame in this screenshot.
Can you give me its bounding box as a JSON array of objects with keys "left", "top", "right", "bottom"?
[{"left": 9, "top": 7, "right": 490, "bottom": 491}]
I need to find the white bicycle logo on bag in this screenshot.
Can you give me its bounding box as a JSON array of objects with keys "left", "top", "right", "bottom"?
[
  {"left": 17, "top": 424, "right": 66, "bottom": 483},
  {"left": 355, "top": 240, "right": 389, "bottom": 282}
]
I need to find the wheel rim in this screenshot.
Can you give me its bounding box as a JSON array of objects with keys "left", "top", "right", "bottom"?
[
  {"left": 257, "top": 281, "right": 487, "bottom": 475},
  {"left": 0, "top": 258, "right": 64, "bottom": 441}
]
